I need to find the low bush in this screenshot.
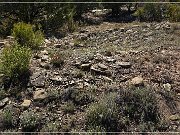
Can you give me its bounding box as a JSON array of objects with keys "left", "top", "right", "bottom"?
[
  {"left": 0, "top": 44, "right": 31, "bottom": 86},
  {"left": 166, "top": 4, "right": 180, "bottom": 22},
  {"left": 50, "top": 52, "right": 65, "bottom": 68},
  {"left": 134, "top": 3, "right": 164, "bottom": 22},
  {"left": 62, "top": 101, "right": 75, "bottom": 114},
  {"left": 86, "top": 93, "right": 119, "bottom": 132},
  {"left": 12, "top": 22, "right": 44, "bottom": 49},
  {"left": 0, "top": 88, "right": 7, "bottom": 100},
  {"left": 86, "top": 87, "right": 161, "bottom": 132},
  {"left": 40, "top": 121, "right": 60, "bottom": 132},
  {"left": 134, "top": 3, "right": 180, "bottom": 22},
  {"left": 116, "top": 87, "right": 161, "bottom": 131},
  {"left": 0, "top": 110, "right": 13, "bottom": 129},
  {"left": 20, "top": 110, "right": 41, "bottom": 132}
]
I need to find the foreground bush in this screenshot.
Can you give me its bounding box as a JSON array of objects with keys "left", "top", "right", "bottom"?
[
  {"left": 86, "top": 87, "right": 162, "bottom": 132},
  {"left": 134, "top": 3, "right": 164, "bottom": 22},
  {"left": 12, "top": 22, "right": 44, "bottom": 49},
  {"left": 0, "top": 44, "right": 31, "bottom": 86},
  {"left": 20, "top": 110, "right": 41, "bottom": 132},
  {"left": 116, "top": 87, "right": 161, "bottom": 131},
  {"left": 134, "top": 3, "right": 180, "bottom": 22},
  {"left": 166, "top": 4, "right": 180, "bottom": 22},
  {"left": 86, "top": 93, "right": 119, "bottom": 132}
]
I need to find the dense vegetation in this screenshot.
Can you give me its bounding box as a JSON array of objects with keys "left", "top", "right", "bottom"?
[
  {"left": 0, "top": 0, "right": 180, "bottom": 37},
  {"left": 0, "top": 0, "right": 179, "bottom": 133}
]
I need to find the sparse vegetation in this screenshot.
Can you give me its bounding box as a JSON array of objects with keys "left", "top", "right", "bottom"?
[
  {"left": 86, "top": 93, "right": 119, "bottom": 132},
  {"left": 40, "top": 121, "right": 60, "bottom": 132},
  {"left": 116, "top": 87, "right": 161, "bottom": 131},
  {"left": 20, "top": 110, "right": 41, "bottom": 132},
  {"left": 12, "top": 22, "right": 44, "bottom": 49},
  {"left": 50, "top": 52, "right": 65, "bottom": 68},
  {"left": 0, "top": 89, "right": 7, "bottom": 100},
  {"left": 0, "top": 110, "right": 13, "bottom": 129},
  {"left": 0, "top": 44, "right": 31, "bottom": 86},
  {"left": 0, "top": 1, "right": 179, "bottom": 133},
  {"left": 62, "top": 101, "right": 75, "bottom": 114}
]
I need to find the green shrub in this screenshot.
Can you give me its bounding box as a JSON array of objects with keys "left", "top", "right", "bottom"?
[
  {"left": 20, "top": 110, "right": 41, "bottom": 132},
  {"left": 71, "top": 88, "right": 94, "bottom": 105},
  {"left": 0, "top": 16, "right": 15, "bottom": 37},
  {"left": 62, "top": 101, "right": 75, "bottom": 114},
  {"left": 0, "top": 110, "right": 13, "bottom": 128},
  {"left": 0, "top": 44, "right": 31, "bottom": 85},
  {"left": 117, "top": 87, "right": 160, "bottom": 126},
  {"left": 0, "top": 88, "right": 7, "bottom": 100},
  {"left": 86, "top": 93, "right": 119, "bottom": 132},
  {"left": 134, "top": 3, "right": 164, "bottom": 22},
  {"left": 40, "top": 122, "right": 60, "bottom": 132},
  {"left": 12, "top": 22, "right": 44, "bottom": 49},
  {"left": 166, "top": 4, "right": 180, "bottom": 22}
]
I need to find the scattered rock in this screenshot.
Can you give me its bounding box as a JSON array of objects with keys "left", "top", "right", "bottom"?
[
  {"left": 98, "top": 63, "right": 108, "bottom": 70},
  {"left": 40, "top": 62, "right": 51, "bottom": 69},
  {"left": 163, "top": 83, "right": 171, "bottom": 91},
  {"left": 21, "top": 100, "right": 31, "bottom": 108},
  {"left": 69, "top": 42, "right": 75, "bottom": 46},
  {"left": 90, "top": 64, "right": 111, "bottom": 76},
  {"left": 104, "top": 51, "right": 112, "bottom": 56},
  {"left": 40, "top": 50, "right": 48, "bottom": 55},
  {"left": 0, "top": 98, "right": 9, "bottom": 108},
  {"left": 131, "top": 76, "right": 144, "bottom": 86},
  {"left": 0, "top": 41, "right": 6, "bottom": 47},
  {"left": 54, "top": 44, "right": 61, "bottom": 48},
  {"left": 120, "top": 28, "right": 125, "bottom": 32},
  {"left": 80, "top": 63, "right": 92, "bottom": 71},
  {"left": 41, "top": 55, "right": 49, "bottom": 62},
  {"left": 102, "top": 76, "right": 112, "bottom": 82},
  {"left": 33, "top": 89, "right": 47, "bottom": 101},
  {"left": 7, "top": 36, "right": 14, "bottom": 40},
  {"left": 169, "top": 114, "right": 180, "bottom": 121},
  {"left": 126, "top": 29, "right": 133, "bottom": 34},
  {"left": 105, "top": 57, "right": 116, "bottom": 63},
  {"left": 45, "top": 39, "right": 51, "bottom": 44},
  {"left": 30, "top": 71, "right": 46, "bottom": 87},
  {"left": 50, "top": 76, "right": 63, "bottom": 84},
  {"left": 116, "top": 62, "right": 132, "bottom": 68}
]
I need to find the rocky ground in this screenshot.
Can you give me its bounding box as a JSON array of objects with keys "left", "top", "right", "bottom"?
[{"left": 0, "top": 21, "right": 180, "bottom": 132}]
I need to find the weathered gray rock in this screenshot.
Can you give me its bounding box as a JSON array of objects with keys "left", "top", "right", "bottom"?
[
  {"left": 7, "top": 36, "right": 14, "bottom": 40},
  {"left": 40, "top": 62, "right": 50, "bottom": 69},
  {"left": 163, "top": 83, "right": 171, "bottom": 91},
  {"left": 0, "top": 98, "right": 9, "bottom": 108},
  {"left": 169, "top": 114, "right": 180, "bottom": 121},
  {"left": 80, "top": 63, "right": 92, "bottom": 71},
  {"left": 41, "top": 55, "right": 49, "bottom": 62},
  {"left": 0, "top": 41, "right": 6, "bottom": 47},
  {"left": 120, "top": 28, "right": 125, "bottom": 32},
  {"left": 21, "top": 99, "right": 31, "bottom": 108},
  {"left": 45, "top": 39, "right": 51, "bottom": 44},
  {"left": 105, "top": 57, "right": 116, "bottom": 63},
  {"left": 90, "top": 64, "right": 111, "bottom": 76},
  {"left": 30, "top": 71, "right": 46, "bottom": 87},
  {"left": 98, "top": 64, "right": 108, "bottom": 70},
  {"left": 131, "top": 76, "right": 144, "bottom": 86},
  {"left": 102, "top": 76, "right": 112, "bottom": 82},
  {"left": 40, "top": 50, "right": 48, "bottom": 55},
  {"left": 33, "top": 89, "right": 47, "bottom": 101},
  {"left": 50, "top": 76, "right": 63, "bottom": 82},
  {"left": 54, "top": 44, "right": 61, "bottom": 48},
  {"left": 116, "top": 62, "right": 131, "bottom": 68},
  {"left": 126, "top": 29, "right": 133, "bottom": 34}
]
